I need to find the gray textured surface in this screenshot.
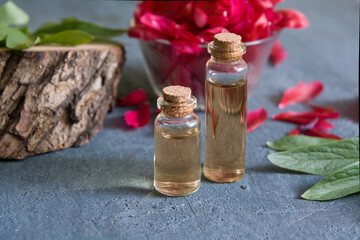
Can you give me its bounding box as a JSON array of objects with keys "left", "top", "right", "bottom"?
[{"left": 0, "top": 0, "right": 359, "bottom": 239}]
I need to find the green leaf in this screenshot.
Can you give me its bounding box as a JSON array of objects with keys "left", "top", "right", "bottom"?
[
  {"left": 0, "top": 26, "right": 15, "bottom": 41},
  {"left": 40, "top": 30, "right": 94, "bottom": 46},
  {"left": 6, "top": 30, "right": 34, "bottom": 49},
  {"left": 35, "top": 18, "right": 127, "bottom": 40},
  {"left": 266, "top": 135, "right": 338, "bottom": 151},
  {"left": 0, "top": 1, "right": 29, "bottom": 26},
  {"left": 267, "top": 138, "right": 359, "bottom": 175},
  {"left": 301, "top": 162, "right": 360, "bottom": 201}
]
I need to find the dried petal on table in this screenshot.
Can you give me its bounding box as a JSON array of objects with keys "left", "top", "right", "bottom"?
[
  {"left": 278, "top": 80, "right": 324, "bottom": 109},
  {"left": 124, "top": 102, "right": 151, "bottom": 128},
  {"left": 288, "top": 128, "right": 301, "bottom": 136},
  {"left": 313, "top": 119, "right": 335, "bottom": 131},
  {"left": 307, "top": 104, "right": 336, "bottom": 114},
  {"left": 304, "top": 128, "right": 342, "bottom": 140},
  {"left": 272, "top": 110, "right": 339, "bottom": 124},
  {"left": 273, "top": 112, "right": 337, "bottom": 131},
  {"left": 117, "top": 89, "right": 147, "bottom": 106},
  {"left": 247, "top": 108, "right": 268, "bottom": 133}
]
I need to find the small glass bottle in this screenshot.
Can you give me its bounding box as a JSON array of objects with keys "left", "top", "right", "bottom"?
[
  {"left": 154, "top": 86, "right": 201, "bottom": 196},
  {"left": 203, "top": 33, "right": 248, "bottom": 183}
]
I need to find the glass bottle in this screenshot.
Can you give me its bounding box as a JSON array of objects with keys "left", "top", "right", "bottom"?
[
  {"left": 203, "top": 33, "right": 248, "bottom": 183},
  {"left": 154, "top": 86, "right": 201, "bottom": 196}
]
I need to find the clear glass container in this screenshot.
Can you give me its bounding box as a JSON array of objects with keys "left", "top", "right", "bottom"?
[
  {"left": 139, "top": 31, "right": 278, "bottom": 109},
  {"left": 154, "top": 96, "right": 201, "bottom": 196},
  {"left": 203, "top": 38, "right": 248, "bottom": 183}
]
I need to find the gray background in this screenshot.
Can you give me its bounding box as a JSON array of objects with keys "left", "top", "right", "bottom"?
[{"left": 0, "top": 0, "right": 359, "bottom": 239}]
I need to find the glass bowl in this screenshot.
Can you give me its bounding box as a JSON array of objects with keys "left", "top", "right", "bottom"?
[{"left": 139, "top": 32, "right": 279, "bottom": 109}]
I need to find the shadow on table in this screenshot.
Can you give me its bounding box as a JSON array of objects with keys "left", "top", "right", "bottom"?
[
  {"left": 104, "top": 115, "right": 134, "bottom": 131},
  {"left": 247, "top": 164, "right": 307, "bottom": 175},
  {"left": 0, "top": 149, "right": 155, "bottom": 197}
]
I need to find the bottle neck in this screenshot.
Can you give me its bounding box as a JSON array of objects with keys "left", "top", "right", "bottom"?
[
  {"left": 210, "top": 55, "right": 243, "bottom": 64},
  {"left": 160, "top": 111, "right": 194, "bottom": 120}
]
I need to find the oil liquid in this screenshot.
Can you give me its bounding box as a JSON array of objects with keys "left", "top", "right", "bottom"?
[
  {"left": 203, "top": 76, "right": 247, "bottom": 183},
  {"left": 154, "top": 127, "right": 201, "bottom": 196}
]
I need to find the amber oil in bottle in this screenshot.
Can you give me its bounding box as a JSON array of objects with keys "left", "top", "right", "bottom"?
[
  {"left": 154, "top": 86, "right": 201, "bottom": 196},
  {"left": 203, "top": 33, "right": 248, "bottom": 183}
]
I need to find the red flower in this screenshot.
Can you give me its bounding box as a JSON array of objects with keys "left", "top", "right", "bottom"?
[
  {"left": 129, "top": 1, "right": 309, "bottom": 47},
  {"left": 124, "top": 102, "right": 151, "bottom": 128},
  {"left": 278, "top": 81, "right": 324, "bottom": 109},
  {"left": 117, "top": 89, "right": 148, "bottom": 106},
  {"left": 247, "top": 108, "right": 268, "bottom": 133},
  {"left": 269, "top": 40, "right": 287, "bottom": 67}
]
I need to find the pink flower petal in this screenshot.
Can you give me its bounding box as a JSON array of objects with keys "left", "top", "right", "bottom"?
[
  {"left": 314, "top": 119, "right": 335, "bottom": 131},
  {"left": 304, "top": 128, "right": 342, "bottom": 140},
  {"left": 247, "top": 108, "right": 268, "bottom": 133},
  {"left": 249, "top": 13, "right": 270, "bottom": 41},
  {"left": 273, "top": 111, "right": 339, "bottom": 123},
  {"left": 272, "top": 110, "right": 339, "bottom": 129},
  {"left": 197, "top": 27, "right": 229, "bottom": 44},
  {"left": 288, "top": 128, "right": 301, "bottom": 135},
  {"left": 269, "top": 40, "right": 287, "bottom": 67},
  {"left": 128, "top": 24, "right": 163, "bottom": 41},
  {"left": 124, "top": 102, "right": 151, "bottom": 128},
  {"left": 194, "top": 6, "right": 208, "bottom": 28},
  {"left": 299, "top": 117, "right": 319, "bottom": 131},
  {"left": 140, "top": 12, "right": 177, "bottom": 35},
  {"left": 274, "top": 9, "right": 310, "bottom": 29},
  {"left": 208, "top": 15, "right": 230, "bottom": 28},
  {"left": 171, "top": 40, "right": 202, "bottom": 54},
  {"left": 117, "top": 89, "right": 148, "bottom": 107},
  {"left": 307, "top": 104, "right": 336, "bottom": 114},
  {"left": 278, "top": 81, "right": 324, "bottom": 109},
  {"left": 249, "top": 0, "right": 282, "bottom": 10}
]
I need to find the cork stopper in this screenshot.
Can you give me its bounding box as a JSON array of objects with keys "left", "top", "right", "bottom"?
[
  {"left": 213, "top": 33, "right": 242, "bottom": 50},
  {"left": 162, "top": 85, "right": 191, "bottom": 103},
  {"left": 158, "top": 86, "right": 196, "bottom": 118},
  {"left": 208, "top": 33, "right": 246, "bottom": 63}
]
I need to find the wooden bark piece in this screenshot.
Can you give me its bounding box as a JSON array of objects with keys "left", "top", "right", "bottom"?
[{"left": 0, "top": 44, "right": 125, "bottom": 159}]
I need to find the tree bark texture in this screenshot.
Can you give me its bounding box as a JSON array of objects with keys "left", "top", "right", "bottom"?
[{"left": 0, "top": 44, "right": 125, "bottom": 159}]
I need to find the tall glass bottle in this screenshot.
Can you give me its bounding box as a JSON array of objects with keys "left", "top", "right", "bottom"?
[
  {"left": 203, "top": 33, "right": 248, "bottom": 183},
  {"left": 154, "top": 86, "right": 201, "bottom": 196}
]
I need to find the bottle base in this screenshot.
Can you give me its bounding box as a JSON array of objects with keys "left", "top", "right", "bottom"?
[
  {"left": 154, "top": 180, "right": 200, "bottom": 196},
  {"left": 203, "top": 167, "right": 245, "bottom": 183}
]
